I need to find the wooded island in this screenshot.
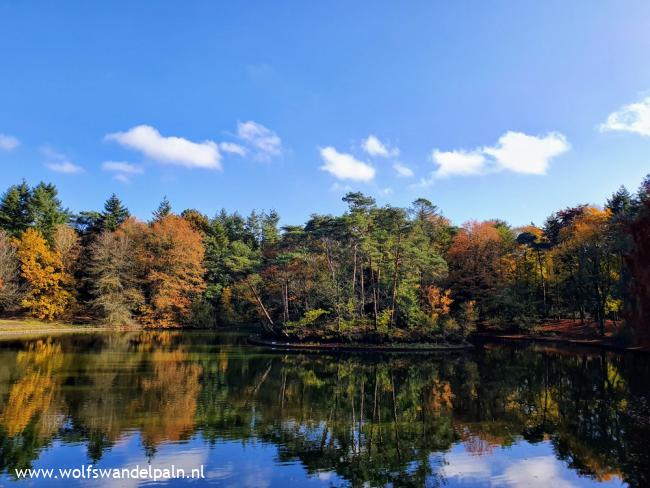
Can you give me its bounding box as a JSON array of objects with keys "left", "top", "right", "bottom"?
[{"left": 0, "top": 175, "right": 648, "bottom": 346}]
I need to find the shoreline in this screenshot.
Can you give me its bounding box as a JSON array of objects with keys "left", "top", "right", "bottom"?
[
  {"left": 473, "top": 332, "right": 650, "bottom": 354},
  {"left": 248, "top": 335, "right": 474, "bottom": 353},
  {"left": 0, "top": 319, "right": 122, "bottom": 339},
  {"left": 2, "top": 318, "right": 647, "bottom": 354}
]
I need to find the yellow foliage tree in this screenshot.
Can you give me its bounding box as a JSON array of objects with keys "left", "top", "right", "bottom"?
[
  {"left": 424, "top": 285, "right": 453, "bottom": 323},
  {"left": 16, "top": 228, "right": 72, "bottom": 320},
  {"left": 552, "top": 207, "right": 617, "bottom": 334}
]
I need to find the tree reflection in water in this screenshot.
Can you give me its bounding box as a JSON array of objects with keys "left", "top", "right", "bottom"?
[{"left": 0, "top": 331, "right": 648, "bottom": 487}]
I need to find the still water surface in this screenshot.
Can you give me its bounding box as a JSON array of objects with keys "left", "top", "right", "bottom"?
[{"left": 0, "top": 330, "right": 648, "bottom": 487}]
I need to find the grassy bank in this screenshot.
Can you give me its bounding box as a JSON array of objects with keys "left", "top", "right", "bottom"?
[{"left": 0, "top": 318, "right": 107, "bottom": 337}]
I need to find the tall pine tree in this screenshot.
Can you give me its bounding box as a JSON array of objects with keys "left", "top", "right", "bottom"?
[
  {"left": 29, "top": 182, "right": 69, "bottom": 242},
  {"left": 0, "top": 180, "right": 33, "bottom": 236},
  {"left": 100, "top": 194, "right": 130, "bottom": 232},
  {"left": 152, "top": 196, "right": 172, "bottom": 222}
]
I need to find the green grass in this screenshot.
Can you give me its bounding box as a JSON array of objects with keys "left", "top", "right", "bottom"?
[{"left": 0, "top": 318, "right": 104, "bottom": 334}]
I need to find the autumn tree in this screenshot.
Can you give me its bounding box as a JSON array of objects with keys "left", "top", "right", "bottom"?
[
  {"left": 52, "top": 224, "right": 80, "bottom": 275},
  {"left": 140, "top": 215, "right": 206, "bottom": 327},
  {"left": 424, "top": 286, "right": 453, "bottom": 324},
  {"left": 88, "top": 221, "right": 146, "bottom": 325},
  {"left": 550, "top": 207, "right": 618, "bottom": 334},
  {"left": 16, "top": 228, "right": 72, "bottom": 320},
  {"left": 180, "top": 209, "right": 210, "bottom": 234},
  {"left": 446, "top": 221, "right": 508, "bottom": 317}
]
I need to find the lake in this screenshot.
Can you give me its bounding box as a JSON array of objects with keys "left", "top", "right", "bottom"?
[{"left": 0, "top": 330, "right": 648, "bottom": 487}]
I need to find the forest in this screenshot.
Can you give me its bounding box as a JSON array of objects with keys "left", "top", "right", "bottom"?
[{"left": 0, "top": 175, "right": 648, "bottom": 345}]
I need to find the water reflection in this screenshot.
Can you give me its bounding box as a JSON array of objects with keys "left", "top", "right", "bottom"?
[{"left": 0, "top": 331, "right": 648, "bottom": 487}]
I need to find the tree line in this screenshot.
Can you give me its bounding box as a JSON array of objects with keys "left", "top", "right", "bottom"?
[{"left": 0, "top": 175, "right": 648, "bottom": 344}]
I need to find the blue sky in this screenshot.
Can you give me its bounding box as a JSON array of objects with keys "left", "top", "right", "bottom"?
[{"left": 1, "top": 1, "right": 649, "bottom": 227}]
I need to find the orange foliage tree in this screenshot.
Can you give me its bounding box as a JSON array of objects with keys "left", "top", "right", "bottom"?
[
  {"left": 446, "top": 221, "right": 511, "bottom": 314},
  {"left": 16, "top": 228, "right": 72, "bottom": 320},
  {"left": 424, "top": 285, "right": 453, "bottom": 323},
  {"left": 140, "top": 215, "right": 206, "bottom": 327}
]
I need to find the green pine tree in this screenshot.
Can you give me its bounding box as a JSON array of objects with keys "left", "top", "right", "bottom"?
[
  {"left": 100, "top": 193, "right": 130, "bottom": 232},
  {"left": 152, "top": 196, "right": 172, "bottom": 222},
  {"left": 29, "top": 182, "right": 69, "bottom": 242},
  {"left": 0, "top": 179, "right": 33, "bottom": 236}
]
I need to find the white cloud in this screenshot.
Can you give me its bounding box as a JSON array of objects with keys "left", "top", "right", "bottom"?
[
  {"left": 411, "top": 176, "right": 435, "bottom": 189},
  {"left": 113, "top": 173, "right": 130, "bottom": 183},
  {"left": 219, "top": 141, "right": 248, "bottom": 157},
  {"left": 441, "top": 451, "right": 491, "bottom": 480},
  {"left": 379, "top": 187, "right": 394, "bottom": 195},
  {"left": 97, "top": 442, "right": 209, "bottom": 488},
  {"left": 492, "top": 456, "right": 577, "bottom": 488},
  {"left": 433, "top": 149, "right": 486, "bottom": 177},
  {"left": 442, "top": 447, "right": 586, "bottom": 488},
  {"left": 483, "top": 131, "right": 569, "bottom": 175},
  {"left": 237, "top": 121, "right": 282, "bottom": 160},
  {"left": 393, "top": 162, "right": 414, "bottom": 177},
  {"left": 46, "top": 161, "right": 84, "bottom": 174},
  {"left": 319, "top": 146, "right": 376, "bottom": 182},
  {"left": 106, "top": 125, "right": 221, "bottom": 170},
  {"left": 102, "top": 161, "right": 143, "bottom": 174},
  {"left": 41, "top": 146, "right": 84, "bottom": 174},
  {"left": 362, "top": 135, "right": 399, "bottom": 158},
  {"left": 102, "top": 161, "right": 143, "bottom": 183},
  {"left": 600, "top": 95, "right": 650, "bottom": 136},
  {"left": 430, "top": 131, "right": 569, "bottom": 179},
  {"left": 0, "top": 134, "right": 19, "bottom": 151}
]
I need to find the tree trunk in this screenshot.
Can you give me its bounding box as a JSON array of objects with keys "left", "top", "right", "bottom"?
[
  {"left": 246, "top": 279, "right": 277, "bottom": 335},
  {"left": 360, "top": 255, "right": 365, "bottom": 316},
  {"left": 352, "top": 243, "right": 357, "bottom": 299},
  {"left": 324, "top": 241, "right": 341, "bottom": 331},
  {"left": 282, "top": 277, "right": 289, "bottom": 323},
  {"left": 389, "top": 234, "right": 402, "bottom": 328},
  {"left": 536, "top": 249, "right": 547, "bottom": 316},
  {"left": 369, "top": 254, "right": 378, "bottom": 329}
]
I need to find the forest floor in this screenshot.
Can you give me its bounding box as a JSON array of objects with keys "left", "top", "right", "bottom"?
[
  {"left": 538, "top": 319, "right": 618, "bottom": 338},
  {"left": 476, "top": 319, "right": 650, "bottom": 353}
]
